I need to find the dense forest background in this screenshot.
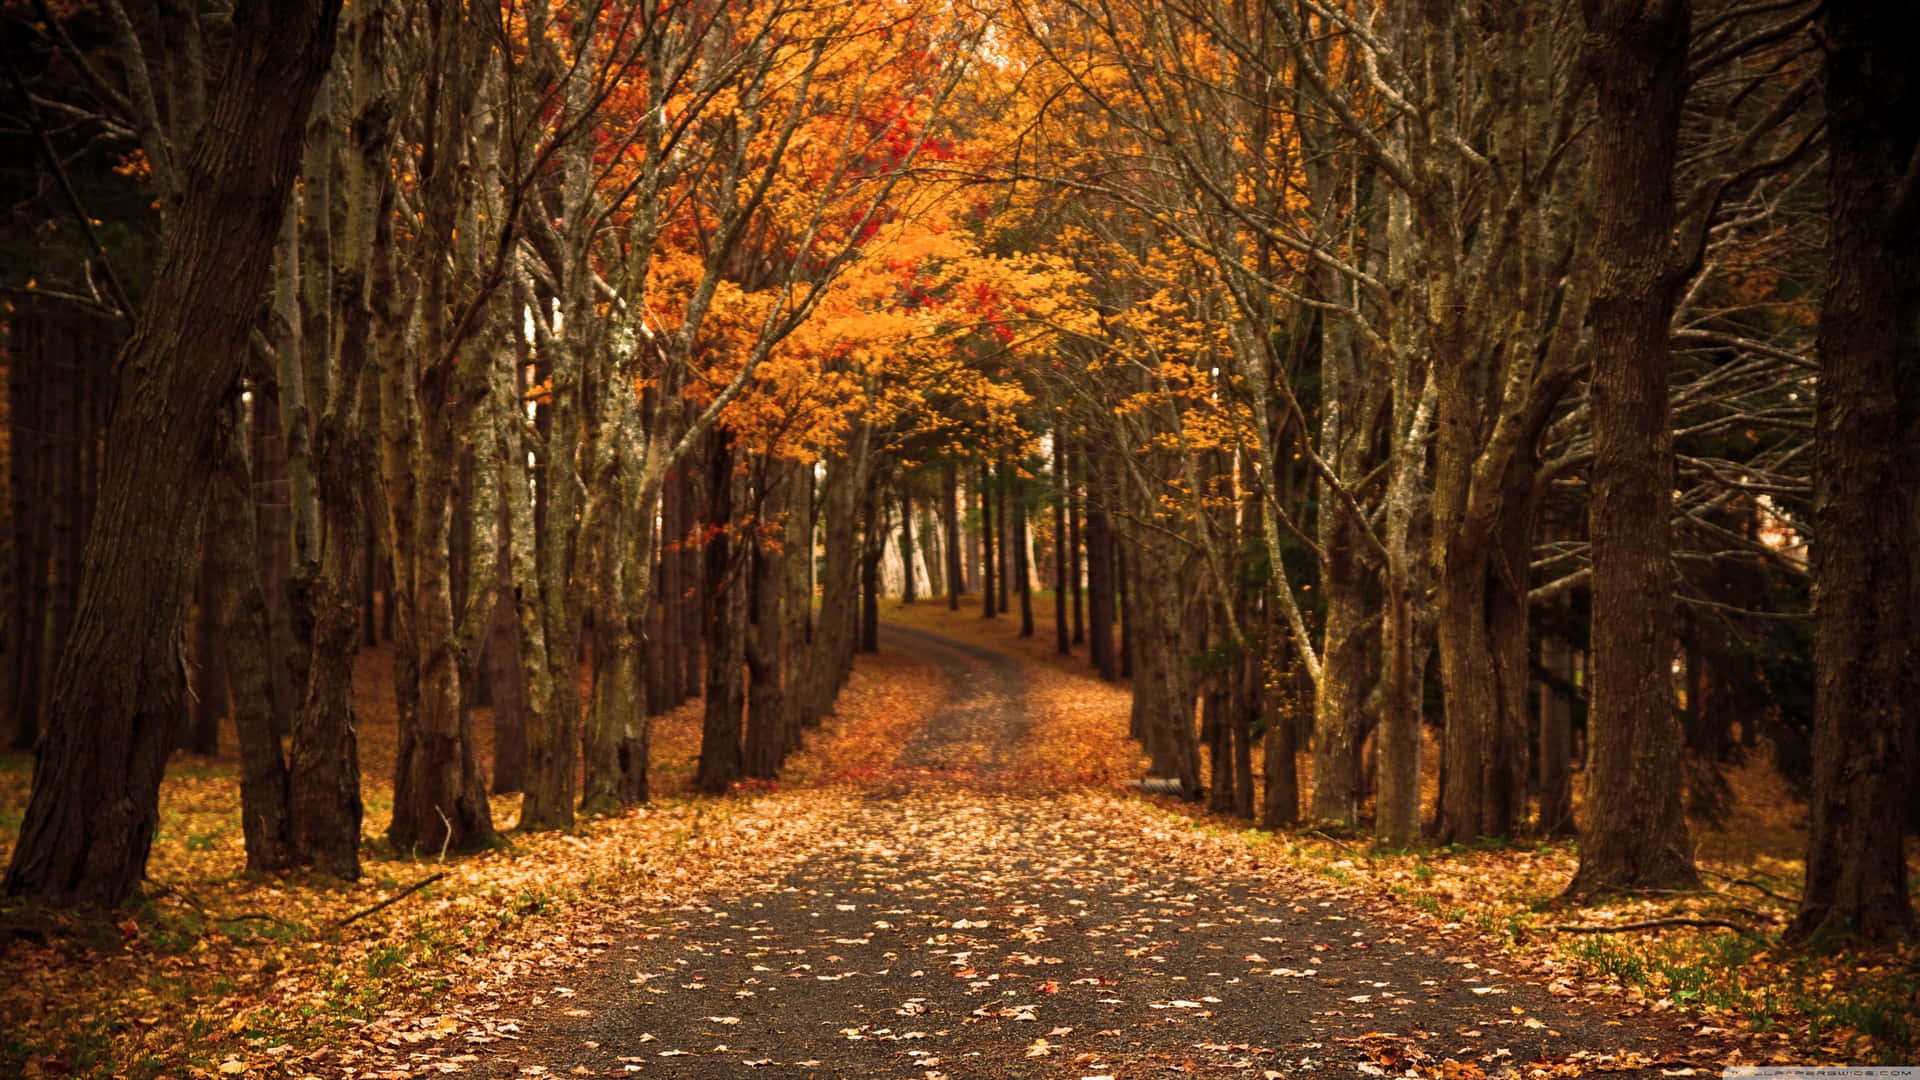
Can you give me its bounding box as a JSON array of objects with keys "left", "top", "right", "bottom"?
[{"left": 0, "top": 0, "right": 1913, "bottom": 957}]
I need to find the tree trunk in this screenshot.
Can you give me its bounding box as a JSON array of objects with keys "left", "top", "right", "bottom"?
[
  {"left": 188, "top": 535, "right": 228, "bottom": 756},
  {"left": 1538, "top": 623, "right": 1576, "bottom": 837},
  {"left": 918, "top": 499, "right": 943, "bottom": 599},
  {"left": 678, "top": 463, "right": 704, "bottom": 703},
  {"left": 249, "top": 382, "right": 298, "bottom": 736},
  {"left": 2, "top": 0, "right": 340, "bottom": 907},
  {"left": 1014, "top": 470, "right": 1034, "bottom": 638},
  {"left": 1068, "top": 445, "right": 1084, "bottom": 646},
  {"left": 696, "top": 437, "right": 747, "bottom": 794},
  {"left": 209, "top": 400, "right": 296, "bottom": 872},
  {"left": 1311, "top": 500, "right": 1369, "bottom": 827},
  {"left": 943, "top": 464, "right": 964, "bottom": 608},
  {"left": 1261, "top": 621, "right": 1301, "bottom": 828},
  {"left": 782, "top": 460, "right": 813, "bottom": 751},
  {"left": 898, "top": 488, "right": 916, "bottom": 604},
  {"left": 1567, "top": 0, "right": 1698, "bottom": 896},
  {"left": 488, "top": 592, "right": 526, "bottom": 794},
  {"left": 1085, "top": 472, "right": 1116, "bottom": 681},
  {"left": 1053, "top": 437, "right": 1070, "bottom": 655},
  {"left": 804, "top": 427, "right": 870, "bottom": 725},
  {"left": 746, "top": 462, "right": 803, "bottom": 778},
  {"left": 995, "top": 469, "right": 1010, "bottom": 615},
  {"left": 582, "top": 479, "right": 651, "bottom": 814},
  {"left": 1789, "top": 0, "right": 1919, "bottom": 946},
  {"left": 979, "top": 464, "right": 996, "bottom": 619},
  {"left": 1205, "top": 684, "right": 1233, "bottom": 813},
  {"left": 1126, "top": 534, "right": 1201, "bottom": 797},
  {"left": 284, "top": 0, "right": 391, "bottom": 881},
  {"left": 655, "top": 467, "right": 686, "bottom": 713}
]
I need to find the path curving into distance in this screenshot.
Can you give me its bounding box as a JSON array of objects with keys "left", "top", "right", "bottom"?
[{"left": 449, "top": 622, "right": 1715, "bottom": 1080}]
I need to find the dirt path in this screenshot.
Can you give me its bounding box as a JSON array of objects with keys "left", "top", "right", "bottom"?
[{"left": 455, "top": 624, "right": 1715, "bottom": 1080}]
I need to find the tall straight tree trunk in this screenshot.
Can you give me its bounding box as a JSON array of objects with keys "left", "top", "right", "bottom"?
[
  {"left": 2, "top": 0, "right": 340, "bottom": 907},
  {"left": 1790, "top": 0, "right": 1919, "bottom": 945},
  {"left": 804, "top": 427, "right": 871, "bottom": 726},
  {"left": 1567, "top": 0, "right": 1698, "bottom": 896},
  {"left": 1052, "top": 437, "right": 1070, "bottom": 655},
  {"left": 979, "top": 464, "right": 996, "bottom": 619},
  {"left": 1068, "top": 445, "right": 1084, "bottom": 646},
  {"left": 1205, "top": 682, "right": 1233, "bottom": 813},
  {"left": 1311, "top": 501, "right": 1369, "bottom": 826},
  {"left": 943, "top": 464, "right": 964, "bottom": 608},
  {"left": 859, "top": 491, "right": 885, "bottom": 653},
  {"left": 915, "top": 501, "right": 940, "bottom": 597},
  {"left": 655, "top": 467, "right": 686, "bottom": 713},
  {"left": 782, "top": 460, "right": 813, "bottom": 751},
  {"left": 745, "top": 462, "right": 803, "bottom": 778},
  {"left": 1084, "top": 465, "right": 1116, "bottom": 681},
  {"left": 488, "top": 600, "right": 526, "bottom": 793},
  {"left": 995, "top": 469, "right": 1010, "bottom": 615},
  {"left": 209, "top": 399, "right": 296, "bottom": 872},
  {"left": 582, "top": 477, "right": 651, "bottom": 814},
  {"left": 249, "top": 384, "right": 297, "bottom": 734},
  {"left": 1261, "top": 619, "right": 1301, "bottom": 828},
  {"left": 696, "top": 437, "right": 747, "bottom": 794},
  {"left": 898, "top": 488, "right": 916, "bottom": 603},
  {"left": 189, "top": 533, "right": 228, "bottom": 756},
  {"left": 1014, "top": 472, "right": 1034, "bottom": 638},
  {"left": 1125, "top": 532, "right": 1201, "bottom": 796},
  {"left": 678, "top": 464, "right": 704, "bottom": 703},
  {"left": 285, "top": 0, "right": 391, "bottom": 881},
  {"left": 1538, "top": 623, "right": 1575, "bottom": 837}
]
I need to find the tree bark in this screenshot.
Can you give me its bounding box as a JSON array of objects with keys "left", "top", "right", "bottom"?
[
  {"left": 1789, "top": 0, "right": 1919, "bottom": 945},
  {"left": 803, "top": 427, "right": 871, "bottom": 725},
  {"left": 745, "top": 462, "right": 803, "bottom": 778},
  {"left": 1311, "top": 500, "right": 1369, "bottom": 827},
  {"left": 188, "top": 528, "right": 227, "bottom": 756},
  {"left": 1567, "top": 0, "right": 1698, "bottom": 896},
  {"left": 696, "top": 437, "right": 748, "bottom": 794},
  {"left": 1053, "top": 437, "right": 1070, "bottom": 655},
  {"left": 2, "top": 0, "right": 341, "bottom": 907},
  {"left": 209, "top": 399, "right": 296, "bottom": 872},
  {"left": 1125, "top": 532, "right": 1201, "bottom": 797},
  {"left": 917, "top": 499, "right": 943, "bottom": 599},
  {"left": 979, "top": 464, "right": 996, "bottom": 619},
  {"left": 1538, "top": 622, "right": 1576, "bottom": 838},
  {"left": 898, "top": 487, "right": 916, "bottom": 603},
  {"left": 1014, "top": 468, "right": 1034, "bottom": 638},
  {"left": 995, "top": 467, "right": 1010, "bottom": 616},
  {"left": 1068, "top": 445, "right": 1084, "bottom": 646},
  {"left": 943, "top": 464, "right": 964, "bottom": 608},
  {"left": 860, "top": 490, "right": 886, "bottom": 653},
  {"left": 1084, "top": 467, "right": 1116, "bottom": 681}
]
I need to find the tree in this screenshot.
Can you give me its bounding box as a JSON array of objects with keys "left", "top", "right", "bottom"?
[
  {"left": 2, "top": 0, "right": 341, "bottom": 906},
  {"left": 1567, "top": 0, "right": 1699, "bottom": 896},
  {"left": 1789, "top": 0, "right": 1918, "bottom": 945}
]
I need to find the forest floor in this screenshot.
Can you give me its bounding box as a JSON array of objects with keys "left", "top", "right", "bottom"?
[{"left": 0, "top": 600, "right": 1914, "bottom": 1078}]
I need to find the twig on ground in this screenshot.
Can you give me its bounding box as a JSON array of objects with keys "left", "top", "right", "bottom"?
[
  {"left": 335, "top": 873, "right": 448, "bottom": 928},
  {"left": 150, "top": 882, "right": 299, "bottom": 930},
  {"left": 150, "top": 881, "right": 212, "bottom": 917},
  {"left": 1304, "top": 829, "right": 1353, "bottom": 849},
  {"left": 1550, "top": 917, "right": 1751, "bottom": 935},
  {"left": 1700, "top": 868, "right": 1801, "bottom": 906}
]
